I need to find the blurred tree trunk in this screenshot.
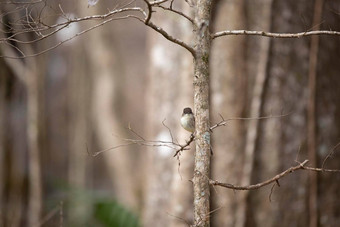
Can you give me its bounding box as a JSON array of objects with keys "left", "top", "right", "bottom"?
[
  {"left": 67, "top": 31, "right": 92, "bottom": 226},
  {"left": 143, "top": 8, "right": 188, "bottom": 225},
  {"left": 248, "top": 1, "right": 311, "bottom": 226},
  {"left": 0, "top": 59, "right": 26, "bottom": 227},
  {"left": 86, "top": 4, "right": 139, "bottom": 211},
  {"left": 168, "top": 3, "right": 194, "bottom": 227},
  {"left": 210, "top": 0, "right": 246, "bottom": 226},
  {"left": 316, "top": 2, "right": 340, "bottom": 226},
  {"left": 0, "top": 38, "right": 26, "bottom": 227},
  {"left": 1, "top": 44, "right": 44, "bottom": 227},
  {"left": 1, "top": 20, "right": 44, "bottom": 225},
  {"left": 307, "top": 1, "right": 323, "bottom": 227},
  {"left": 236, "top": 1, "right": 273, "bottom": 227},
  {"left": 0, "top": 58, "right": 6, "bottom": 227},
  {"left": 210, "top": 0, "right": 340, "bottom": 226},
  {"left": 26, "top": 55, "right": 43, "bottom": 227}
]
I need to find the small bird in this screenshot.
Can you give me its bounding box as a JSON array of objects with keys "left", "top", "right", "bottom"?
[{"left": 181, "top": 107, "right": 195, "bottom": 133}]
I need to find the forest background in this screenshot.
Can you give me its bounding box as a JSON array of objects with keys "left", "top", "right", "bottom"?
[{"left": 1, "top": 0, "right": 340, "bottom": 226}]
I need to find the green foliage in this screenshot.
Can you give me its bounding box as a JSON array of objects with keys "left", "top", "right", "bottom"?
[
  {"left": 44, "top": 182, "right": 140, "bottom": 226},
  {"left": 94, "top": 199, "right": 140, "bottom": 227}
]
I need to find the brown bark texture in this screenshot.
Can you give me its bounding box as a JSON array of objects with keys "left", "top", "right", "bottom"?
[
  {"left": 210, "top": 0, "right": 340, "bottom": 226},
  {"left": 192, "top": 0, "right": 213, "bottom": 226}
]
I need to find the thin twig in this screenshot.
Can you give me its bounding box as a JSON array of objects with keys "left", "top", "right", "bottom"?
[
  {"left": 149, "top": 0, "right": 169, "bottom": 5},
  {"left": 173, "top": 133, "right": 195, "bottom": 157},
  {"left": 0, "top": 7, "right": 145, "bottom": 45},
  {"left": 166, "top": 212, "right": 192, "bottom": 226},
  {"left": 161, "top": 119, "right": 175, "bottom": 143},
  {"left": 59, "top": 201, "right": 63, "bottom": 227},
  {"left": 143, "top": 0, "right": 152, "bottom": 24},
  {"left": 89, "top": 143, "right": 136, "bottom": 157},
  {"left": 156, "top": 5, "right": 194, "bottom": 24},
  {"left": 304, "top": 166, "right": 340, "bottom": 173},
  {"left": 1, "top": 15, "right": 139, "bottom": 58},
  {"left": 36, "top": 202, "right": 62, "bottom": 227},
  {"left": 0, "top": 1, "right": 43, "bottom": 4},
  {"left": 212, "top": 30, "right": 340, "bottom": 39},
  {"left": 269, "top": 183, "right": 277, "bottom": 202},
  {"left": 210, "top": 112, "right": 291, "bottom": 131},
  {"left": 321, "top": 142, "right": 340, "bottom": 169},
  {"left": 127, "top": 122, "right": 146, "bottom": 141}
]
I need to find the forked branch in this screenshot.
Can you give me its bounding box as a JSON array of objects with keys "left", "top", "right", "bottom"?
[
  {"left": 210, "top": 160, "right": 340, "bottom": 190},
  {"left": 142, "top": 0, "right": 195, "bottom": 56},
  {"left": 1, "top": 0, "right": 196, "bottom": 57}
]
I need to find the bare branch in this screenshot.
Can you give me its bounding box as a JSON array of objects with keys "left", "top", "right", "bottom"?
[
  {"left": 145, "top": 21, "right": 195, "bottom": 56},
  {"left": 322, "top": 142, "right": 340, "bottom": 169},
  {"left": 89, "top": 143, "right": 136, "bottom": 157},
  {"left": 210, "top": 160, "right": 310, "bottom": 190},
  {"left": 210, "top": 159, "right": 340, "bottom": 191},
  {"left": 0, "top": 7, "right": 145, "bottom": 44},
  {"left": 127, "top": 122, "right": 146, "bottom": 141},
  {"left": 210, "top": 112, "right": 291, "bottom": 131},
  {"left": 269, "top": 183, "right": 277, "bottom": 202},
  {"left": 143, "top": 0, "right": 152, "bottom": 24},
  {"left": 304, "top": 166, "right": 340, "bottom": 173},
  {"left": 161, "top": 119, "right": 175, "bottom": 143},
  {"left": 0, "top": 1, "right": 43, "bottom": 4},
  {"left": 89, "top": 122, "right": 195, "bottom": 157},
  {"left": 1, "top": 2, "right": 195, "bottom": 58},
  {"left": 173, "top": 133, "right": 194, "bottom": 157},
  {"left": 149, "top": 0, "right": 169, "bottom": 5},
  {"left": 156, "top": 5, "right": 194, "bottom": 24},
  {"left": 1, "top": 15, "right": 138, "bottom": 58},
  {"left": 166, "top": 212, "right": 192, "bottom": 227},
  {"left": 212, "top": 30, "right": 340, "bottom": 39},
  {"left": 139, "top": 0, "right": 195, "bottom": 56},
  {"left": 36, "top": 201, "right": 63, "bottom": 227}
]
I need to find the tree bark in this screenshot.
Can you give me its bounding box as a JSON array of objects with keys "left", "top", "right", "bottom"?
[
  {"left": 192, "top": 0, "right": 213, "bottom": 226},
  {"left": 307, "top": 1, "right": 323, "bottom": 227},
  {"left": 0, "top": 56, "right": 6, "bottom": 227}
]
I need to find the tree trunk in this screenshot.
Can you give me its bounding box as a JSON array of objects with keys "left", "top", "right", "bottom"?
[
  {"left": 0, "top": 60, "right": 26, "bottom": 227},
  {"left": 307, "top": 1, "right": 323, "bottom": 227},
  {"left": 87, "top": 6, "right": 139, "bottom": 211},
  {"left": 235, "top": 1, "right": 273, "bottom": 226},
  {"left": 67, "top": 31, "right": 91, "bottom": 226},
  {"left": 0, "top": 58, "right": 6, "bottom": 227},
  {"left": 26, "top": 57, "right": 43, "bottom": 227},
  {"left": 210, "top": 0, "right": 246, "bottom": 226},
  {"left": 192, "top": 0, "right": 213, "bottom": 226}
]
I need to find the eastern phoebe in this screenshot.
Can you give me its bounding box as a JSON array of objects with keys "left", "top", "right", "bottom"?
[{"left": 181, "top": 107, "right": 195, "bottom": 133}]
